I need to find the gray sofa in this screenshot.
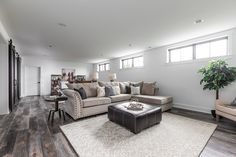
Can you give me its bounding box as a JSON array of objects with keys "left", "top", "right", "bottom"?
[{"left": 63, "top": 81, "right": 173, "bottom": 120}]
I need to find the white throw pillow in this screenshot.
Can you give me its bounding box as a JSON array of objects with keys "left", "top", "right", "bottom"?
[
  {"left": 97, "top": 86, "right": 105, "bottom": 97},
  {"left": 131, "top": 86, "right": 140, "bottom": 95},
  {"left": 112, "top": 86, "right": 121, "bottom": 95}
]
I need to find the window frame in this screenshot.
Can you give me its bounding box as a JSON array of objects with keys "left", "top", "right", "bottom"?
[
  {"left": 121, "top": 56, "right": 144, "bottom": 69},
  {"left": 97, "top": 63, "right": 110, "bottom": 72},
  {"left": 167, "top": 37, "right": 228, "bottom": 63}
]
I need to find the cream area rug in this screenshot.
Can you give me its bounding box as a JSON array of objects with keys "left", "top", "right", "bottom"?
[{"left": 60, "top": 113, "right": 217, "bottom": 157}]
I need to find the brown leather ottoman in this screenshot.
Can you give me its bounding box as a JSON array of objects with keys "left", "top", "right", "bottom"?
[{"left": 108, "top": 102, "right": 162, "bottom": 134}]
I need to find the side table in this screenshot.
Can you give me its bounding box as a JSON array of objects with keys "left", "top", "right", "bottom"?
[{"left": 44, "top": 95, "right": 68, "bottom": 124}]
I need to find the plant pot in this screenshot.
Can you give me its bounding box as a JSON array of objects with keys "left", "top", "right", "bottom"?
[{"left": 211, "top": 110, "right": 216, "bottom": 118}]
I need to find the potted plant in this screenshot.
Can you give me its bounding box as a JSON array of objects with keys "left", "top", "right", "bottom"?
[{"left": 198, "top": 59, "right": 236, "bottom": 117}]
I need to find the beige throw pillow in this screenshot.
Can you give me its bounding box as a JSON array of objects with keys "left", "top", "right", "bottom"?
[
  {"left": 141, "top": 82, "right": 156, "bottom": 96},
  {"left": 97, "top": 86, "right": 105, "bottom": 97}
]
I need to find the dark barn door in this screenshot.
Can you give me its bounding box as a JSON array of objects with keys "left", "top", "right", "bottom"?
[{"left": 9, "top": 39, "right": 21, "bottom": 112}]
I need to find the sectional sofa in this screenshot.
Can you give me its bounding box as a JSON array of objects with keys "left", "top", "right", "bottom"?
[{"left": 63, "top": 81, "right": 173, "bottom": 120}]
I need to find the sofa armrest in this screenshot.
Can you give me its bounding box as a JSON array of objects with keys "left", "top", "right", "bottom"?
[{"left": 62, "top": 89, "right": 83, "bottom": 120}]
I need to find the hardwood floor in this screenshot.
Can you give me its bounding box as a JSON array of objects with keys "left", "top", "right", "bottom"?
[{"left": 0, "top": 96, "right": 235, "bottom": 157}]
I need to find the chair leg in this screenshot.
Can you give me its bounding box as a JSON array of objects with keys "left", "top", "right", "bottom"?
[{"left": 216, "top": 114, "right": 220, "bottom": 122}]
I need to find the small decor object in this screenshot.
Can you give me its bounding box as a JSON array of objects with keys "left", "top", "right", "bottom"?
[
  {"left": 109, "top": 73, "right": 117, "bottom": 82},
  {"left": 198, "top": 59, "right": 236, "bottom": 117},
  {"left": 125, "top": 98, "right": 144, "bottom": 111},
  {"left": 62, "top": 68, "right": 76, "bottom": 82},
  {"left": 54, "top": 85, "right": 64, "bottom": 96}
]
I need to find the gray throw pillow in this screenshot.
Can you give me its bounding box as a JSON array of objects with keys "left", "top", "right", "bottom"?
[
  {"left": 131, "top": 86, "right": 140, "bottom": 95},
  {"left": 230, "top": 98, "right": 236, "bottom": 106},
  {"left": 74, "top": 88, "right": 87, "bottom": 99},
  {"left": 105, "top": 86, "right": 115, "bottom": 97}
]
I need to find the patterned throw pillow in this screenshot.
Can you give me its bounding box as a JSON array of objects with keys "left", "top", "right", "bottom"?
[
  {"left": 97, "top": 86, "right": 105, "bottom": 97},
  {"left": 74, "top": 88, "right": 87, "bottom": 100},
  {"left": 131, "top": 86, "right": 140, "bottom": 95},
  {"left": 119, "top": 82, "right": 130, "bottom": 94},
  {"left": 130, "top": 81, "right": 144, "bottom": 91},
  {"left": 112, "top": 86, "right": 121, "bottom": 95}
]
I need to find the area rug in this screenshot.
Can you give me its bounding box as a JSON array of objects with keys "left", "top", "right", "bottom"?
[{"left": 60, "top": 113, "right": 217, "bottom": 157}]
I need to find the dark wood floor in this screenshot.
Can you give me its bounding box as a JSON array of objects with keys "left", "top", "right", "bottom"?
[{"left": 0, "top": 96, "right": 236, "bottom": 157}]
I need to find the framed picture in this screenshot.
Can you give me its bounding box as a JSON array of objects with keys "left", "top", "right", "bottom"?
[
  {"left": 76, "top": 75, "right": 86, "bottom": 81},
  {"left": 62, "top": 68, "right": 76, "bottom": 82}
]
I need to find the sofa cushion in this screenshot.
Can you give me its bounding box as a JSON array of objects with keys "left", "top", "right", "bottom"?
[
  {"left": 132, "top": 95, "right": 173, "bottom": 105},
  {"left": 75, "top": 82, "right": 98, "bottom": 97},
  {"left": 98, "top": 81, "right": 119, "bottom": 87},
  {"left": 141, "top": 82, "right": 156, "bottom": 96},
  {"left": 109, "top": 94, "right": 132, "bottom": 103},
  {"left": 216, "top": 103, "right": 236, "bottom": 116},
  {"left": 83, "top": 97, "right": 111, "bottom": 108},
  {"left": 66, "top": 83, "right": 77, "bottom": 89}
]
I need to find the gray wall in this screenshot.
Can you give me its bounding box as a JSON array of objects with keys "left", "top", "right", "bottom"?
[{"left": 96, "top": 28, "right": 236, "bottom": 113}]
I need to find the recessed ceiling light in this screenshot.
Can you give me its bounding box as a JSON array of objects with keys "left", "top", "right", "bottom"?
[
  {"left": 148, "top": 46, "right": 152, "bottom": 49},
  {"left": 129, "top": 44, "right": 132, "bottom": 47},
  {"left": 194, "top": 19, "right": 204, "bottom": 24},
  {"left": 58, "top": 23, "right": 67, "bottom": 27},
  {"left": 49, "top": 44, "right": 53, "bottom": 48}
]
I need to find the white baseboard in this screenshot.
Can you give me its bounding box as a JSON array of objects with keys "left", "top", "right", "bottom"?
[{"left": 173, "top": 103, "right": 212, "bottom": 114}]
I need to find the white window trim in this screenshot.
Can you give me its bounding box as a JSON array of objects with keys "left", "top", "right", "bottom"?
[
  {"left": 120, "top": 55, "right": 144, "bottom": 69},
  {"left": 167, "top": 36, "right": 231, "bottom": 64},
  {"left": 97, "top": 63, "right": 110, "bottom": 72}
]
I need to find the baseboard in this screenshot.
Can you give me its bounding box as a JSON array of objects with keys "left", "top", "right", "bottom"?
[{"left": 173, "top": 103, "right": 212, "bottom": 114}]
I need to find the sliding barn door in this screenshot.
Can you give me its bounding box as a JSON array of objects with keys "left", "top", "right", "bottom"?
[{"left": 8, "top": 39, "right": 21, "bottom": 112}]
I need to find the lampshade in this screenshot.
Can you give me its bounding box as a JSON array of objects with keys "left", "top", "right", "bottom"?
[
  {"left": 92, "top": 72, "right": 99, "bottom": 80},
  {"left": 109, "top": 73, "right": 117, "bottom": 81}
]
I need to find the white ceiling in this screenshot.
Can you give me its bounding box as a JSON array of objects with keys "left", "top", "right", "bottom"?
[{"left": 0, "top": 0, "right": 236, "bottom": 63}]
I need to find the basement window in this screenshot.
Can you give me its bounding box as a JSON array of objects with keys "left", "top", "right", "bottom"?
[
  {"left": 97, "top": 63, "right": 110, "bottom": 72},
  {"left": 121, "top": 56, "right": 144, "bottom": 69},
  {"left": 167, "top": 37, "right": 228, "bottom": 63}
]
